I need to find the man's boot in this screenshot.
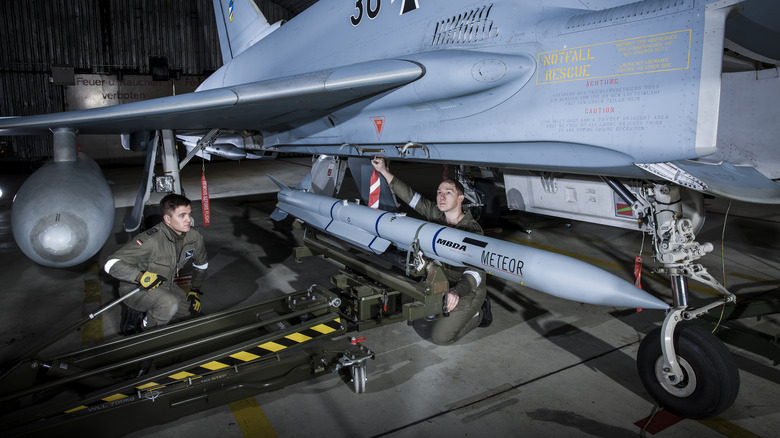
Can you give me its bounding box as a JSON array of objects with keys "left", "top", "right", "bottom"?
[
  {"left": 120, "top": 304, "right": 145, "bottom": 336},
  {"left": 478, "top": 296, "right": 493, "bottom": 328}
]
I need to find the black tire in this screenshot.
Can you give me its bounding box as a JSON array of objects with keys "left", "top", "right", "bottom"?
[{"left": 637, "top": 324, "right": 740, "bottom": 419}]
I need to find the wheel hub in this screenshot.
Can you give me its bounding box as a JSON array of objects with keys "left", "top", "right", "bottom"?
[{"left": 654, "top": 355, "right": 697, "bottom": 397}]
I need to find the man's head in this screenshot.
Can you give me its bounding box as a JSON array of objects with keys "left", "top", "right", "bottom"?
[
  {"left": 160, "top": 194, "right": 192, "bottom": 235},
  {"left": 436, "top": 179, "right": 465, "bottom": 214}
]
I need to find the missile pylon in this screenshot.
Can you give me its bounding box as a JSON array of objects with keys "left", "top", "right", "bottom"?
[{"left": 269, "top": 176, "right": 669, "bottom": 310}]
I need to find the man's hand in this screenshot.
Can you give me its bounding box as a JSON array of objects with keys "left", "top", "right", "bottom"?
[
  {"left": 136, "top": 271, "right": 166, "bottom": 291},
  {"left": 371, "top": 156, "right": 386, "bottom": 172},
  {"left": 187, "top": 290, "right": 202, "bottom": 315},
  {"left": 371, "top": 156, "right": 394, "bottom": 183},
  {"left": 444, "top": 290, "right": 460, "bottom": 313}
]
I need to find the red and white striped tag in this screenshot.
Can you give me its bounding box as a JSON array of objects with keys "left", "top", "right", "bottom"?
[{"left": 369, "top": 170, "right": 381, "bottom": 209}]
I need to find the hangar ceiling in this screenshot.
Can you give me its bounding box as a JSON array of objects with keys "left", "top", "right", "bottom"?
[{"left": 0, "top": 0, "right": 319, "bottom": 160}]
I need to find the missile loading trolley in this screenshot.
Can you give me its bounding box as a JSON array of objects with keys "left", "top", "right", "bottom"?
[{"left": 0, "top": 227, "right": 454, "bottom": 437}]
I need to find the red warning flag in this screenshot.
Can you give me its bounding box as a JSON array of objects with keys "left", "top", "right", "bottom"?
[
  {"left": 369, "top": 170, "right": 381, "bottom": 209},
  {"left": 634, "top": 256, "right": 643, "bottom": 288},
  {"left": 201, "top": 170, "right": 211, "bottom": 226},
  {"left": 634, "top": 255, "right": 644, "bottom": 312}
]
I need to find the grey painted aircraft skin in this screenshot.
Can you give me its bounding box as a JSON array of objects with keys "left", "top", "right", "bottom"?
[
  {"left": 2, "top": 0, "right": 778, "bottom": 200},
  {"left": 0, "top": 0, "right": 778, "bottom": 267}
]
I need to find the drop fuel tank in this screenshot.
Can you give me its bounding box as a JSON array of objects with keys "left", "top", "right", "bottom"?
[{"left": 11, "top": 153, "right": 114, "bottom": 268}]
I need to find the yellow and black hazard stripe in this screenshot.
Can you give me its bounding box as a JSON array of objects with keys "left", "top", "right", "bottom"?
[{"left": 64, "top": 317, "right": 342, "bottom": 414}]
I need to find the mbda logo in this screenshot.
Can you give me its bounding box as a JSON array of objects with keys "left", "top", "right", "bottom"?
[{"left": 436, "top": 238, "right": 467, "bottom": 251}]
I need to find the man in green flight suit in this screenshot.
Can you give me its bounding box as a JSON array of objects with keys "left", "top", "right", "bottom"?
[
  {"left": 371, "top": 157, "right": 492, "bottom": 344},
  {"left": 104, "top": 194, "right": 208, "bottom": 334}
]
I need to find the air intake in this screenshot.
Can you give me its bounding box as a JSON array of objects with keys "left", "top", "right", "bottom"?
[{"left": 431, "top": 4, "right": 498, "bottom": 46}]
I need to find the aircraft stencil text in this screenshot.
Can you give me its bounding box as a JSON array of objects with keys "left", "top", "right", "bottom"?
[{"left": 537, "top": 30, "right": 691, "bottom": 85}]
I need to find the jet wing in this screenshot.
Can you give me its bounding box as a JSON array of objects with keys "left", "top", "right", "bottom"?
[{"left": 0, "top": 59, "right": 423, "bottom": 135}]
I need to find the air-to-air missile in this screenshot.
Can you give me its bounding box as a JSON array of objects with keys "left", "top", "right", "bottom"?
[{"left": 269, "top": 176, "right": 669, "bottom": 310}]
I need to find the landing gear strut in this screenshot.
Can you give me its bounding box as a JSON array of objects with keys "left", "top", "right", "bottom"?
[{"left": 606, "top": 178, "right": 739, "bottom": 418}]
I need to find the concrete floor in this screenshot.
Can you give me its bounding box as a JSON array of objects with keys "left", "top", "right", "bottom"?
[{"left": 0, "top": 157, "right": 778, "bottom": 437}]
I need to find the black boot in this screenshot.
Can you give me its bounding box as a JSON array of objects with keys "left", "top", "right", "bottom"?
[
  {"left": 120, "top": 304, "right": 145, "bottom": 336},
  {"left": 478, "top": 296, "right": 493, "bottom": 328}
]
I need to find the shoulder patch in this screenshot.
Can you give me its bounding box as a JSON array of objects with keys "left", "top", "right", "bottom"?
[
  {"left": 136, "top": 239, "right": 143, "bottom": 246},
  {"left": 145, "top": 228, "right": 159, "bottom": 237}
]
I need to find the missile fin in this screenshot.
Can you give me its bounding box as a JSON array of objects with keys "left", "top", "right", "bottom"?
[
  {"left": 270, "top": 207, "right": 288, "bottom": 221},
  {"left": 267, "top": 174, "right": 293, "bottom": 193},
  {"left": 275, "top": 202, "right": 332, "bottom": 230},
  {"left": 325, "top": 221, "right": 392, "bottom": 254}
]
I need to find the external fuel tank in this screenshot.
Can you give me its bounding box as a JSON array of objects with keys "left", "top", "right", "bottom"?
[{"left": 11, "top": 153, "right": 114, "bottom": 267}]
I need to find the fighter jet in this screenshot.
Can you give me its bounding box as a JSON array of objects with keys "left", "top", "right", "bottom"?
[{"left": 0, "top": 0, "right": 778, "bottom": 419}]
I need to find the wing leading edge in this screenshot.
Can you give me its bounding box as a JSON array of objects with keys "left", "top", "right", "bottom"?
[{"left": 0, "top": 59, "right": 424, "bottom": 136}]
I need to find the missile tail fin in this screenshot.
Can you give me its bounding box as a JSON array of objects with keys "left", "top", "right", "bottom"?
[
  {"left": 270, "top": 207, "right": 288, "bottom": 221},
  {"left": 267, "top": 174, "right": 293, "bottom": 194},
  {"left": 325, "top": 221, "right": 392, "bottom": 254}
]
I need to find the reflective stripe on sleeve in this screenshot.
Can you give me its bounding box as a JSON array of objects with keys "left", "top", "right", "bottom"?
[
  {"left": 192, "top": 262, "right": 209, "bottom": 270},
  {"left": 464, "top": 270, "right": 482, "bottom": 287},
  {"left": 409, "top": 193, "right": 422, "bottom": 209},
  {"left": 104, "top": 258, "right": 120, "bottom": 274}
]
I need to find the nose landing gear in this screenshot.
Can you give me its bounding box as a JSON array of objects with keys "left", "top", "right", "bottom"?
[{"left": 607, "top": 179, "right": 740, "bottom": 419}]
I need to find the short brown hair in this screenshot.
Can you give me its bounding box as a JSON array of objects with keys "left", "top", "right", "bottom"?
[
  {"left": 160, "top": 194, "right": 191, "bottom": 216},
  {"left": 440, "top": 178, "right": 465, "bottom": 196}
]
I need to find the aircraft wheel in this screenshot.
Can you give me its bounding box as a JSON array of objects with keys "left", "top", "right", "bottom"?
[
  {"left": 637, "top": 324, "right": 739, "bottom": 419},
  {"left": 350, "top": 362, "right": 367, "bottom": 394}
]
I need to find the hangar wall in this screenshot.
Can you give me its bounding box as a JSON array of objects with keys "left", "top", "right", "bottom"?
[{"left": 0, "top": 0, "right": 302, "bottom": 162}]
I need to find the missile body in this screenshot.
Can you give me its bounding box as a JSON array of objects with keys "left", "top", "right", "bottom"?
[{"left": 270, "top": 176, "right": 669, "bottom": 310}]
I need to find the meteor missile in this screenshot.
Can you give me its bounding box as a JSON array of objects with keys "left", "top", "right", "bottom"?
[{"left": 270, "top": 176, "right": 668, "bottom": 311}]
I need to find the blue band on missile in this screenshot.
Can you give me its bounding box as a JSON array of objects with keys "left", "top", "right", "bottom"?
[
  {"left": 329, "top": 201, "right": 338, "bottom": 219},
  {"left": 368, "top": 236, "right": 378, "bottom": 253},
  {"left": 375, "top": 212, "right": 390, "bottom": 237},
  {"left": 325, "top": 201, "right": 339, "bottom": 231},
  {"left": 431, "top": 226, "right": 446, "bottom": 256}
]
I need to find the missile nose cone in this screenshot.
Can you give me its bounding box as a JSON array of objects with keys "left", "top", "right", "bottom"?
[{"left": 29, "top": 212, "right": 89, "bottom": 263}]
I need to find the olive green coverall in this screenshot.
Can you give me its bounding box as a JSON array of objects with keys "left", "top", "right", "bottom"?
[
  {"left": 104, "top": 222, "right": 208, "bottom": 328},
  {"left": 388, "top": 177, "right": 487, "bottom": 345}
]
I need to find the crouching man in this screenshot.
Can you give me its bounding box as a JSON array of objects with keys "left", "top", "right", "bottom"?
[
  {"left": 371, "top": 157, "right": 492, "bottom": 344},
  {"left": 105, "top": 194, "right": 208, "bottom": 334}
]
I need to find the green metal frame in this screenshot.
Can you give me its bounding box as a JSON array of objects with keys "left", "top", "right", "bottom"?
[
  {"left": 302, "top": 229, "right": 450, "bottom": 324},
  {"left": 0, "top": 287, "right": 373, "bottom": 436}
]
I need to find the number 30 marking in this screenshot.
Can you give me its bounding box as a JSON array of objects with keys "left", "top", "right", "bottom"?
[{"left": 350, "top": 0, "right": 381, "bottom": 26}]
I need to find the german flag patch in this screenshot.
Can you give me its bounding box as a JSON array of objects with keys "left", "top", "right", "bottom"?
[{"left": 136, "top": 239, "right": 143, "bottom": 246}]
